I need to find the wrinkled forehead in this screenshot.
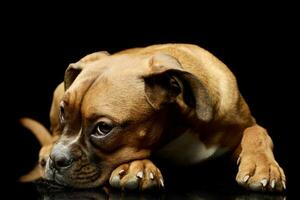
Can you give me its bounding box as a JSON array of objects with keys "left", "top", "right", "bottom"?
[
  {"left": 78, "top": 55, "right": 152, "bottom": 122},
  {"left": 81, "top": 69, "right": 150, "bottom": 123},
  {"left": 63, "top": 54, "right": 149, "bottom": 103}
]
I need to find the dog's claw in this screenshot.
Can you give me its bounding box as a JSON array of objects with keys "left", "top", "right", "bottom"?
[
  {"left": 136, "top": 171, "right": 143, "bottom": 179},
  {"left": 260, "top": 179, "right": 268, "bottom": 187},
  {"left": 243, "top": 175, "right": 250, "bottom": 183},
  {"left": 282, "top": 181, "right": 286, "bottom": 190},
  {"left": 149, "top": 172, "right": 154, "bottom": 180},
  {"left": 271, "top": 179, "right": 276, "bottom": 188},
  {"left": 118, "top": 169, "right": 125, "bottom": 176},
  {"left": 160, "top": 179, "right": 164, "bottom": 187}
]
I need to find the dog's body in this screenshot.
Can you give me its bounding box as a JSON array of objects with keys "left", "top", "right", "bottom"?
[{"left": 21, "top": 44, "right": 285, "bottom": 192}]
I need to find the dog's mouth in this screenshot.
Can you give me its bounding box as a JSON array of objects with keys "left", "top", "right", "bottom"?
[
  {"left": 34, "top": 178, "right": 67, "bottom": 192},
  {"left": 34, "top": 178, "right": 108, "bottom": 194},
  {"left": 51, "top": 170, "right": 69, "bottom": 186},
  {"left": 34, "top": 178, "right": 111, "bottom": 200},
  {"left": 35, "top": 172, "right": 105, "bottom": 191},
  {"left": 44, "top": 162, "right": 109, "bottom": 189},
  {"left": 51, "top": 171, "right": 104, "bottom": 189}
]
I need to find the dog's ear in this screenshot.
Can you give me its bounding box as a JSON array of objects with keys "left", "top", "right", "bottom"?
[
  {"left": 144, "top": 54, "right": 213, "bottom": 122},
  {"left": 64, "top": 51, "right": 110, "bottom": 90},
  {"left": 64, "top": 62, "right": 83, "bottom": 91},
  {"left": 50, "top": 82, "right": 64, "bottom": 136}
]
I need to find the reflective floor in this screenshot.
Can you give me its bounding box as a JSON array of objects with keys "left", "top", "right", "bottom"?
[
  {"left": 10, "top": 180, "right": 289, "bottom": 200},
  {"left": 39, "top": 190, "right": 286, "bottom": 200}
]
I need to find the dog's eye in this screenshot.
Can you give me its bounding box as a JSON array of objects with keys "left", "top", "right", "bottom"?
[{"left": 95, "top": 122, "right": 114, "bottom": 137}]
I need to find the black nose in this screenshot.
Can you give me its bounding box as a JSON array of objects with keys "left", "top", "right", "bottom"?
[{"left": 50, "top": 152, "right": 73, "bottom": 170}]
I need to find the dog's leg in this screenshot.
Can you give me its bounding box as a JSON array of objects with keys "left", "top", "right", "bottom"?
[
  {"left": 236, "top": 124, "right": 286, "bottom": 191},
  {"left": 109, "top": 159, "right": 164, "bottom": 191}
]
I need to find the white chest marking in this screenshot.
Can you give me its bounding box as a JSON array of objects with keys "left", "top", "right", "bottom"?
[{"left": 156, "top": 130, "right": 226, "bottom": 165}]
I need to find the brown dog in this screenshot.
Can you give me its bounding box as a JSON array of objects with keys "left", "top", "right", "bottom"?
[{"left": 25, "top": 44, "right": 286, "bottom": 192}]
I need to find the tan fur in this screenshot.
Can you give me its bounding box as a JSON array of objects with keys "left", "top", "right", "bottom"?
[{"left": 22, "top": 44, "right": 285, "bottom": 192}]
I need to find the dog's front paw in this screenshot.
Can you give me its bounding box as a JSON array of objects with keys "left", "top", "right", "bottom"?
[
  {"left": 236, "top": 152, "right": 286, "bottom": 192},
  {"left": 109, "top": 159, "right": 164, "bottom": 191}
]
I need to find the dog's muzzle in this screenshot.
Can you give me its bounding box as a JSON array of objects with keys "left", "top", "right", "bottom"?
[{"left": 44, "top": 142, "right": 105, "bottom": 188}]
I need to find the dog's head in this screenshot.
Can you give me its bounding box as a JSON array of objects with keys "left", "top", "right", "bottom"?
[{"left": 45, "top": 52, "right": 212, "bottom": 188}]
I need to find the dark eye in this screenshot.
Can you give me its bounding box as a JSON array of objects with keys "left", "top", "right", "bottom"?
[
  {"left": 59, "top": 103, "right": 65, "bottom": 123},
  {"left": 95, "top": 122, "right": 114, "bottom": 137}
]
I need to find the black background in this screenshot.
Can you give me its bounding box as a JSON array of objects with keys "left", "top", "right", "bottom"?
[{"left": 2, "top": 3, "right": 298, "bottom": 199}]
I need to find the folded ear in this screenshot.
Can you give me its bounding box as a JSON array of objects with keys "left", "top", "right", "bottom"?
[
  {"left": 64, "top": 51, "right": 110, "bottom": 90},
  {"left": 49, "top": 82, "right": 64, "bottom": 136},
  {"left": 144, "top": 54, "right": 213, "bottom": 122}
]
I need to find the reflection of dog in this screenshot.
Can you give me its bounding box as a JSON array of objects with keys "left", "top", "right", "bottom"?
[
  {"left": 22, "top": 44, "right": 286, "bottom": 192},
  {"left": 37, "top": 189, "right": 286, "bottom": 200}
]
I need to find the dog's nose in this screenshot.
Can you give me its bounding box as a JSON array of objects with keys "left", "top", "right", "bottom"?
[{"left": 50, "top": 152, "right": 73, "bottom": 170}]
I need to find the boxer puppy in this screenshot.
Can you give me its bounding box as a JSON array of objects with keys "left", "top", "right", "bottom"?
[{"left": 41, "top": 44, "right": 284, "bottom": 192}]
